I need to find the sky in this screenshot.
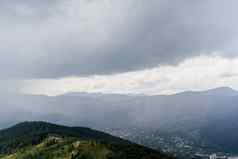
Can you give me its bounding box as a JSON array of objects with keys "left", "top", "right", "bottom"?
[{"left": 1, "top": 0, "right": 238, "bottom": 95}]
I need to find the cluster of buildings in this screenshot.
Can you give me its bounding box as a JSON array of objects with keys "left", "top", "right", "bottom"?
[
  {"left": 194, "top": 153, "right": 228, "bottom": 159},
  {"left": 209, "top": 154, "right": 227, "bottom": 159}
]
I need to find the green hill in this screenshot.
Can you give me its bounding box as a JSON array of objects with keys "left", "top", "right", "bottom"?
[{"left": 0, "top": 121, "right": 173, "bottom": 159}]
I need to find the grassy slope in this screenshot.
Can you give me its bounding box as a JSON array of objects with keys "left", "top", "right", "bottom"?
[{"left": 2, "top": 136, "right": 111, "bottom": 159}]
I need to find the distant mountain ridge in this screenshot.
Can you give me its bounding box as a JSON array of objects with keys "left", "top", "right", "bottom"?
[{"left": 168, "top": 87, "right": 237, "bottom": 96}]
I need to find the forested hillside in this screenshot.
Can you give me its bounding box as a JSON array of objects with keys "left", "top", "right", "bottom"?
[{"left": 0, "top": 122, "right": 173, "bottom": 159}]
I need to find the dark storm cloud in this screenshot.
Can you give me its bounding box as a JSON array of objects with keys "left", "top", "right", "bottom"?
[{"left": 0, "top": 0, "right": 237, "bottom": 79}]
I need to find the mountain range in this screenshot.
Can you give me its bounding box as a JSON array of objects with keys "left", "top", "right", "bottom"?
[{"left": 0, "top": 87, "right": 238, "bottom": 158}]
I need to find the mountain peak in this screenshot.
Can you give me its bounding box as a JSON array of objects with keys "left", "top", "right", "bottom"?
[
  {"left": 203, "top": 87, "right": 237, "bottom": 96},
  {"left": 172, "top": 87, "right": 237, "bottom": 97}
]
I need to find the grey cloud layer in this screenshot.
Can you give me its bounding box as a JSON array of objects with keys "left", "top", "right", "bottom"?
[
  {"left": 0, "top": 0, "right": 61, "bottom": 21},
  {"left": 0, "top": 0, "right": 237, "bottom": 78}
]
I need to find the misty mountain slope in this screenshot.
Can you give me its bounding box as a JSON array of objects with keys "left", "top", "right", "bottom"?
[
  {"left": 1, "top": 87, "right": 238, "bottom": 155},
  {"left": 0, "top": 121, "right": 172, "bottom": 159},
  {"left": 3, "top": 87, "right": 237, "bottom": 128}
]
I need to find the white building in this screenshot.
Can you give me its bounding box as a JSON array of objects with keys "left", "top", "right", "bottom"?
[{"left": 210, "top": 154, "right": 217, "bottom": 159}]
